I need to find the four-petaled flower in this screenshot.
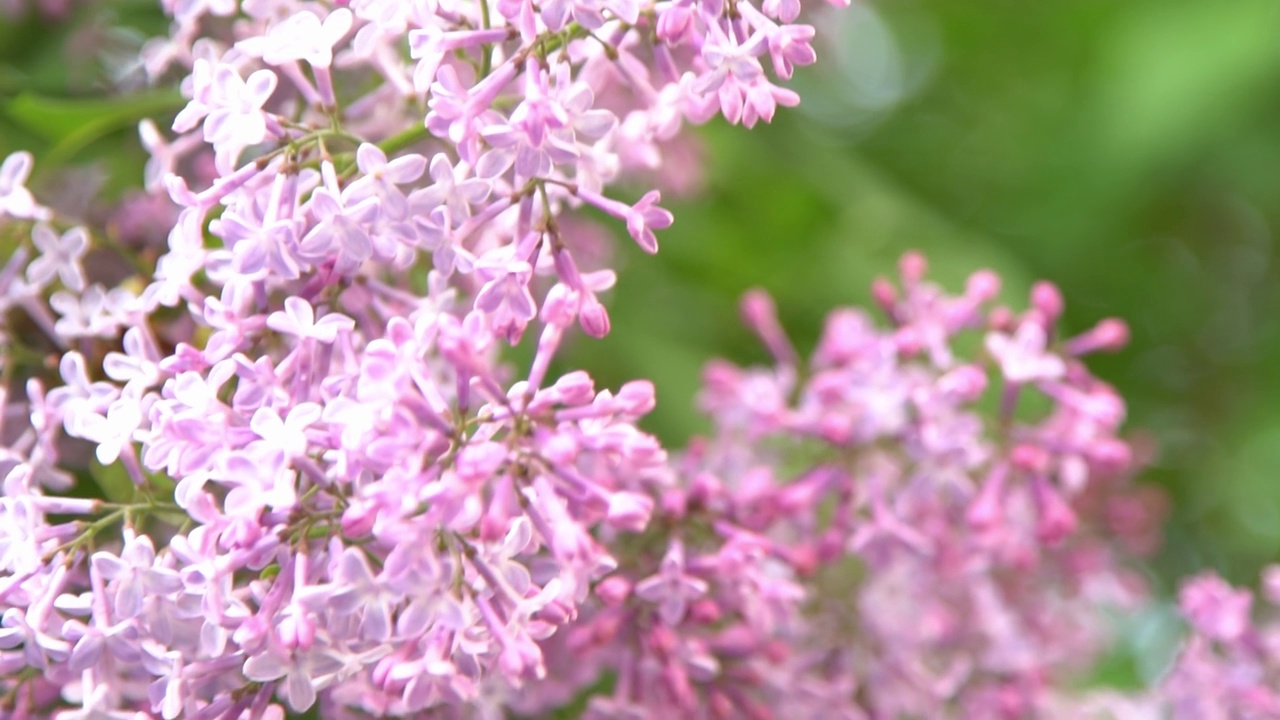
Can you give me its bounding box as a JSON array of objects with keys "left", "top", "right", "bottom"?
[
  {"left": 985, "top": 321, "right": 1066, "bottom": 384},
  {"left": 90, "top": 530, "right": 183, "bottom": 620},
  {"left": 27, "top": 223, "right": 88, "bottom": 292},
  {"left": 267, "top": 297, "right": 355, "bottom": 343},
  {"left": 634, "top": 540, "right": 709, "bottom": 625}
]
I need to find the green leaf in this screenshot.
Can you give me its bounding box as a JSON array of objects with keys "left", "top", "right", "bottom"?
[
  {"left": 88, "top": 458, "right": 137, "bottom": 504},
  {"left": 2, "top": 89, "right": 183, "bottom": 169},
  {"left": 1092, "top": 0, "right": 1280, "bottom": 169}
]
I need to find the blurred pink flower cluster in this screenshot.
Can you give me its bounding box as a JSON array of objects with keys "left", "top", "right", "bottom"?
[{"left": 0, "top": 0, "right": 1258, "bottom": 718}]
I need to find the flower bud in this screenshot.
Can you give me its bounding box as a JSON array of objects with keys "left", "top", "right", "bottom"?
[
  {"left": 596, "top": 575, "right": 633, "bottom": 606},
  {"left": 579, "top": 293, "right": 610, "bottom": 337},
  {"left": 1031, "top": 281, "right": 1064, "bottom": 322}
]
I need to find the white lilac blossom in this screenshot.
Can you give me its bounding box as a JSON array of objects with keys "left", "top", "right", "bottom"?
[{"left": 0, "top": 0, "right": 1217, "bottom": 718}]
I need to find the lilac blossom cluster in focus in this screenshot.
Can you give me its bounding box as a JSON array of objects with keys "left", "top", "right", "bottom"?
[{"left": 0, "top": 0, "right": 1264, "bottom": 718}]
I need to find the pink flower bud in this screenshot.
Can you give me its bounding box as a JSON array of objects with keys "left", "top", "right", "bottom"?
[
  {"left": 900, "top": 251, "right": 927, "bottom": 284},
  {"left": 937, "top": 364, "right": 988, "bottom": 401},
  {"left": 1033, "top": 476, "right": 1077, "bottom": 545},
  {"left": 787, "top": 542, "right": 819, "bottom": 577},
  {"left": 615, "top": 380, "right": 657, "bottom": 415},
  {"left": 710, "top": 691, "right": 734, "bottom": 720},
  {"left": 1263, "top": 566, "right": 1280, "bottom": 606},
  {"left": 595, "top": 575, "right": 633, "bottom": 606},
  {"left": 553, "top": 248, "right": 584, "bottom": 290},
  {"left": 966, "top": 269, "right": 1001, "bottom": 304},
  {"left": 541, "top": 284, "right": 579, "bottom": 328},
  {"left": 1088, "top": 438, "right": 1132, "bottom": 472},
  {"left": 648, "top": 624, "right": 678, "bottom": 656},
  {"left": 967, "top": 465, "right": 1007, "bottom": 532},
  {"left": 989, "top": 306, "right": 1015, "bottom": 331},
  {"left": 871, "top": 277, "right": 898, "bottom": 318},
  {"left": 687, "top": 598, "right": 720, "bottom": 625},
  {"left": 1065, "top": 318, "right": 1130, "bottom": 355},
  {"left": 341, "top": 501, "right": 378, "bottom": 538},
  {"left": 741, "top": 288, "right": 797, "bottom": 365},
  {"left": 1010, "top": 444, "right": 1050, "bottom": 474},
  {"left": 579, "top": 293, "right": 610, "bottom": 337},
  {"left": 606, "top": 491, "right": 654, "bottom": 531},
  {"left": 455, "top": 441, "right": 508, "bottom": 483},
  {"left": 1031, "top": 281, "right": 1064, "bottom": 322},
  {"left": 540, "top": 432, "right": 579, "bottom": 465}
]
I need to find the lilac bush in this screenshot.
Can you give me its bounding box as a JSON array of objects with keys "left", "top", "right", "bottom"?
[{"left": 0, "top": 0, "right": 1266, "bottom": 718}]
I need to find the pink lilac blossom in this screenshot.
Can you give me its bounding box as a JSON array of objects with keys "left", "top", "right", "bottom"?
[
  {"left": 0, "top": 0, "right": 1233, "bottom": 717},
  {"left": 3, "top": 0, "right": 824, "bottom": 710},
  {"left": 1144, "top": 569, "right": 1280, "bottom": 719},
  {"left": 493, "top": 257, "right": 1165, "bottom": 719}
]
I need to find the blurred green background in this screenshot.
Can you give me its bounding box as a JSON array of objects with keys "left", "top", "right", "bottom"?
[{"left": 5, "top": 0, "right": 1280, "bottom": 596}]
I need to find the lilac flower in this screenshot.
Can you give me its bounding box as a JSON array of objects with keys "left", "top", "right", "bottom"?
[
  {"left": 53, "top": 679, "right": 144, "bottom": 720},
  {"left": 1179, "top": 573, "right": 1253, "bottom": 642},
  {"left": 737, "top": 2, "right": 817, "bottom": 79},
  {"left": 540, "top": 0, "right": 639, "bottom": 31},
  {"left": 238, "top": 8, "right": 352, "bottom": 69},
  {"left": 0, "top": 150, "right": 50, "bottom": 220},
  {"left": 47, "top": 351, "right": 118, "bottom": 430},
  {"left": 474, "top": 255, "right": 537, "bottom": 340},
  {"left": 324, "top": 548, "right": 401, "bottom": 642},
  {"left": 212, "top": 192, "right": 304, "bottom": 280},
  {"left": 576, "top": 188, "right": 673, "bottom": 254},
  {"left": 200, "top": 65, "right": 279, "bottom": 170},
  {"left": 634, "top": 540, "right": 709, "bottom": 625},
  {"left": 249, "top": 402, "right": 321, "bottom": 463},
  {"left": 26, "top": 223, "right": 88, "bottom": 291},
  {"left": 411, "top": 154, "right": 492, "bottom": 220},
  {"left": 242, "top": 641, "right": 346, "bottom": 712},
  {"left": 0, "top": 497, "right": 48, "bottom": 576},
  {"left": 409, "top": 26, "right": 513, "bottom": 94},
  {"left": 985, "top": 320, "right": 1066, "bottom": 384},
  {"left": 344, "top": 144, "right": 426, "bottom": 221},
  {"left": 266, "top": 297, "right": 355, "bottom": 343},
  {"left": 73, "top": 390, "right": 145, "bottom": 464},
  {"left": 103, "top": 327, "right": 162, "bottom": 391},
  {"left": 426, "top": 62, "right": 520, "bottom": 163},
  {"left": 90, "top": 531, "right": 183, "bottom": 620},
  {"left": 299, "top": 185, "right": 378, "bottom": 274}
]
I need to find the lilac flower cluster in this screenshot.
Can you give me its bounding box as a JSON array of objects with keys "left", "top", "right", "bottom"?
[
  {"left": 500, "top": 258, "right": 1164, "bottom": 719},
  {"left": 1154, "top": 569, "right": 1280, "bottom": 718},
  {"left": 0, "top": 0, "right": 834, "bottom": 715},
  {"left": 0, "top": 0, "right": 1258, "bottom": 717}
]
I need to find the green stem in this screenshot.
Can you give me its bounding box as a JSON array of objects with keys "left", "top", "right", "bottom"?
[{"left": 378, "top": 124, "right": 431, "bottom": 156}]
